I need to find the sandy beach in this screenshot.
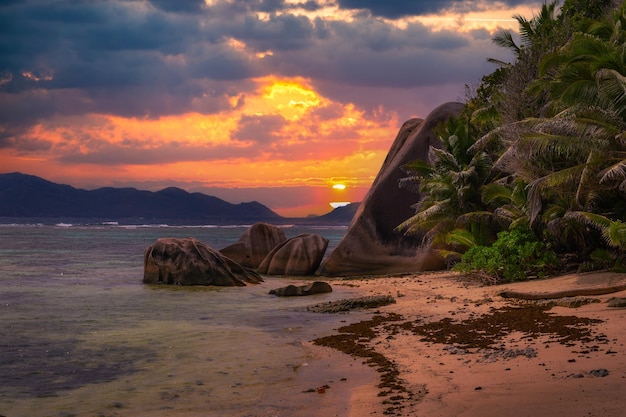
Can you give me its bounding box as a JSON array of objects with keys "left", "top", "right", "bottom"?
[{"left": 301, "top": 271, "right": 626, "bottom": 417}]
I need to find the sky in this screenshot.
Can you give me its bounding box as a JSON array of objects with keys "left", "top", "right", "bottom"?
[{"left": 0, "top": 0, "right": 544, "bottom": 217}]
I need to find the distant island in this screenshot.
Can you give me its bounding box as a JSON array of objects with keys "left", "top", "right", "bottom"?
[{"left": 0, "top": 172, "right": 359, "bottom": 225}]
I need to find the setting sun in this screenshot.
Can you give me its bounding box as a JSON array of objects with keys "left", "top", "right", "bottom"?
[{"left": 332, "top": 184, "right": 346, "bottom": 190}]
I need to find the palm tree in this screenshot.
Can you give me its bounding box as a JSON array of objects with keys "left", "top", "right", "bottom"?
[
  {"left": 397, "top": 117, "right": 495, "bottom": 253},
  {"left": 487, "top": 1, "right": 564, "bottom": 124},
  {"left": 492, "top": 0, "right": 560, "bottom": 58}
]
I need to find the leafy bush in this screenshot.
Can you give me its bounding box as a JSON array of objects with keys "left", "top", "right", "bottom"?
[{"left": 453, "top": 225, "right": 559, "bottom": 282}]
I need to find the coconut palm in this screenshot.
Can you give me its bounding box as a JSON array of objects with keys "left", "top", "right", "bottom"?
[
  {"left": 492, "top": 1, "right": 560, "bottom": 58},
  {"left": 396, "top": 117, "right": 495, "bottom": 252},
  {"left": 485, "top": 1, "right": 564, "bottom": 124}
]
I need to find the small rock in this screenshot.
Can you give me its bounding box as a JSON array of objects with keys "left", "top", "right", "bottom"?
[
  {"left": 608, "top": 297, "right": 626, "bottom": 308},
  {"left": 589, "top": 368, "right": 609, "bottom": 377}
]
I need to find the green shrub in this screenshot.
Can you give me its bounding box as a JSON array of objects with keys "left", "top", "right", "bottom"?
[{"left": 453, "top": 225, "right": 558, "bottom": 282}]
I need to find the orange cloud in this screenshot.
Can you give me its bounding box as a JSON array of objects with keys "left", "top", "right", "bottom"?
[{"left": 0, "top": 76, "right": 399, "bottom": 216}]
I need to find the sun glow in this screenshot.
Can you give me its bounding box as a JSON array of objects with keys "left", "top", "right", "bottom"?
[
  {"left": 252, "top": 78, "right": 323, "bottom": 121},
  {"left": 332, "top": 183, "right": 346, "bottom": 190}
]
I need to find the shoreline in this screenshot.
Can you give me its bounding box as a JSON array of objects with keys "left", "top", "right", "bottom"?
[{"left": 304, "top": 271, "right": 626, "bottom": 416}]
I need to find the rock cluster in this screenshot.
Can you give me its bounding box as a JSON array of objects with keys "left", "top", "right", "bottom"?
[{"left": 143, "top": 223, "right": 330, "bottom": 286}]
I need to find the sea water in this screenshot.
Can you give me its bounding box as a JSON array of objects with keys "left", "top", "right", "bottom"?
[{"left": 0, "top": 223, "right": 373, "bottom": 417}]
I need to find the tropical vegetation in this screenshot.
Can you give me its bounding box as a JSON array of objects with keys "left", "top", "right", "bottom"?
[{"left": 397, "top": 0, "right": 626, "bottom": 282}]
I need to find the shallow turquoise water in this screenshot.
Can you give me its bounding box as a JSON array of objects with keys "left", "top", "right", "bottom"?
[{"left": 0, "top": 224, "right": 370, "bottom": 417}]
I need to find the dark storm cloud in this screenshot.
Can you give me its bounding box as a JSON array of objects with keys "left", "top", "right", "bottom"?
[
  {"left": 237, "top": 13, "right": 315, "bottom": 51},
  {"left": 335, "top": 0, "right": 539, "bottom": 19},
  {"left": 273, "top": 19, "right": 497, "bottom": 89},
  {"left": 149, "top": 0, "right": 207, "bottom": 13},
  {"left": 336, "top": 0, "right": 455, "bottom": 18},
  {"left": 206, "top": 0, "right": 324, "bottom": 14}
]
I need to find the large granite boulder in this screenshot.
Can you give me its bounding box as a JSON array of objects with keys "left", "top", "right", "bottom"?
[
  {"left": 257, "top": 233, "right": 329, "bottom": 276},
  {"left": 317, "top": 102, "right": 464, "bottom": 277},
  {"left": 220, "top": 223, "right": 286, "bottom": 268},
  {"left": 143, "top": 237, "right": 263, "bottom": 286},
  {"left": 269, "top": 281, "right": 333, "bottom": 296}
]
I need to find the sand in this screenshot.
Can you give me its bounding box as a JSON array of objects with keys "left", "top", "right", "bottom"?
[{"left": 304, "top": 271, "right": 626, "bottom": 417}]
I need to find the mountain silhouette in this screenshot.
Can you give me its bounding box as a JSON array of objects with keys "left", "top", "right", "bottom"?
[{"left": 0, "top": 172, "right": 357, "bottom": 225}]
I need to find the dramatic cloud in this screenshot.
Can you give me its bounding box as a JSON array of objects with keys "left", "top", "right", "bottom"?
[
  {"left": 0, "top": 0, "right": 542, "bottom": 216},
  {"left": 335, "top": 0, "right": 539, "bottom": 18}
]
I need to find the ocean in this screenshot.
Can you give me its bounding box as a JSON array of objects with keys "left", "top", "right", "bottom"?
[{"left": 0, "top": 222, "right": 376, "bottom": 417}]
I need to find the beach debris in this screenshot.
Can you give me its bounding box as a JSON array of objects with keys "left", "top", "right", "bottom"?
[
  {"left": 479, "top": 347, "right": 537, "bottom": 362},
  {"left": 313, "top": 313, "right": 420, "bottom": 416},
  {"left": 302, "top": 384, "right": 330, "bottom": 394},
  {"left": 443, "top": 345, "right": 467, "bottom": 355},
  {"left": 403, "top": 305, "right": 605, "bottom": 350},
  {"left": 533, "top": 297, "right": 601, "bottom": 309},
  {"left": 500, "top": 282, "right": 626, "bottom": 300}
]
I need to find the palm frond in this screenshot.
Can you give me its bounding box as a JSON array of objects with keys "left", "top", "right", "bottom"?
[
  {"left": 402, "top": 159, "right": 433, "bottom": 176},
  {"left": 482, "top": 183, "right": 512, "bottom": 205},
  {"left": 444, "top": 228, "right": 479, "bottom": 249},
  {"left": 607, "top": 220, "right": 626, "bottom": 249},
  {"left": 599, "top": 159, "right": 626, "bottom": 184},
  {"left": 429, "top": 147, "right": 460, "bottom": 171},
  {"left": 493, "top": 29, "right": 520, "bottom": 54},
  {"left": 564, "top": 210, "right": 612, "bottom": 229}
]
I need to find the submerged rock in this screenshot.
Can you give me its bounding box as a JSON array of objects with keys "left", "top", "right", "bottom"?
[
  {"left": 318, "top": 102, "right": 464, "bottom": 277},
  {"left": 143, "top": 237, "right": 263, "bottom": 286},
  {"left": 269, "top": 281, "right": 332, "bottom": 296},
  {"left": 258, "top": 233, "right": 329, "bottom": 276},
  {"left": 220, "top": 222, "right": 286, "bottom": 269}
]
